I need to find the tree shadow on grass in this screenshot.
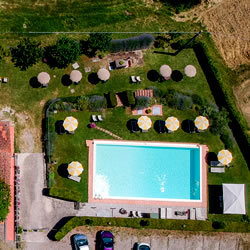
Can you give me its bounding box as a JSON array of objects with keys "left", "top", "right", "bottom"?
[
  {"left": 61, "top": 74, "right": 72, "bottom": 86},
  {"left": 147, "top": 70, "right": 159, "bottom": 82},
  {"left": 88, "top": 73, "right": 100, "bottom": 85},
  {"left": 57, "top": 164, "right": 69, "bottom": 178},
  {"left": 30, "top": 76, "right": 41, "bottom": 88},
  {"left": 47, "top": 216, "right": 74, "bottom": 241}
]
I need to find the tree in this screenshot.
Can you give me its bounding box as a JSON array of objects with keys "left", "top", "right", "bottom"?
[
  {"left": 0, "top": 180, "right": 10, "bottom": 222},
  {"left": 87, "top": 33, "right": 112, "bottom": 56},
  {"left": 45, "top": 37, "right": 80, "bottom": 68},
  {"left": 11, "top": 38, "right": 42, "bottom": 70},
  {"left": 210, "top": 108, "right": 230, "bottom": 136}
]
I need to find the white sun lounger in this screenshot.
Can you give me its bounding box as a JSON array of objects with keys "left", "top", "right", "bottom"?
[
  {"left": 166, "top": 208, "right": 172, "bottom": 219},
  {"left": 97, "top": 115, "right": 103, "bottom": 121},
  {"left": 160, "top": 208, "right": 166, "bottom": 219},
  {"left": 210, "top": 167, "right": 225, "bottom": 173},
  {"left": 136, "top": 211, "right": 143, "bottom": 218},
  {"left": 91, "top": 115, "right": 98, "bottom": 122},
  {"left": 131, "top": 76, "right": 137, "bottom": 83},
  {"left": 136, "top": 76, "right": 141, "bottom": 82}
]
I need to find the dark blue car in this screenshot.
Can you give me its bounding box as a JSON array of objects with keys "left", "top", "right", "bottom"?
[{"left": 100, "top": 231, "right": 114, "bottom": 250}]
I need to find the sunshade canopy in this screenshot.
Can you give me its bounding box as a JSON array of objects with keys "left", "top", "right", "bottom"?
[
  {"left": 184, "top": 65, "right": 197, "bottom": 77},
  {"left": 97, "top": 68, "right": 110, "bottom": 81},
  {"left": 218, "top": 149, "right": 233, "bottom": 165},
  {"left": 63, "top": 116, "right": 78, "bottom": 132},
  {"left": 194, "top": 116, "right": 209, "bottom": 130},
  {"left": 165, "top": 116, "right": 179, "bottom": 131},
  {"left": 160, "top": 65, "right": 172, "bottom": 78},
  {"left": 70, "top": 70, "right": 82, "bottom": 82},
  {"left": 223, "top": 184, "right": 246, "bottom": 214},
  {"left": 37, "top": 72, "right": 50, "bottom": 85},
  {"left": 137, "top": 116, "right": 152, "bottom": 131},
  {"left": 67, "top": 161, "right": 83, "bottom": 176}
]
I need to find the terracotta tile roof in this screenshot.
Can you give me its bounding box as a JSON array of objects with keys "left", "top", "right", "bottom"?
[{"left": 0, "top": 121, "right": 15, "bottom": 241}]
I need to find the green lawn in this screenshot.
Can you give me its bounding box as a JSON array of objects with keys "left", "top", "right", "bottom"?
[{"left": 42, "top": 48, "right": 249, "bottom": 218}]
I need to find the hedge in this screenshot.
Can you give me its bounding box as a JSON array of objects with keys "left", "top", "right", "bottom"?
[
  {"left": 108, "top": 92, "right": 117, "bottom": 108},
  {"left": 126, "top": 90, "right": 135, "bottom": 106},
  {"left": 54, "top": 216, "right": 250, "bottom": 241},
  {"left": 109, "top": 34, "right": 155, "bottom": 53},
  {"left": 193, "top": 42, "right": 250, "bottom": 167}
]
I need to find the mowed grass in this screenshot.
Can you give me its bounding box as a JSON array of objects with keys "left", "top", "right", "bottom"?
[{"left": 0, "top": 0, "right": 195, "bottom": 33}]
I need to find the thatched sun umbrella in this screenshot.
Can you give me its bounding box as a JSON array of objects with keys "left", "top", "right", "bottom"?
[
  {"left": 37, "top": 72, "right": 50, "bottom": 86},
  {"left": 70, "top": 70, "right": 82, "bottom": 83},
  {"left": 184, "top": 65, "right": 197, "bottom": 77},
  {"left": 160, "top": 65, "right": 172, "bottom": 79},
  {"left": 97, "top": 68, "right": 110, "bottom": 81}
]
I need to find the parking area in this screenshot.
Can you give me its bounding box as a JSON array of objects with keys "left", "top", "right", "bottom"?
[{"left": 23, "top": 226, "right": 250, "bottom": 250}]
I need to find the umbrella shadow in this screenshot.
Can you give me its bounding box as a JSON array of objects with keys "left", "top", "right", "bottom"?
[
  {"left": 57, "top": 163, "right": 69, "bottom": 178},
  {"left": 61, "top": 74, "right": 72, "bottom": 86},
  {"left": 206, "top": 152, "right": 218, "bottom": 165},
  {"left": 88, "top": 73, "right": 100, "bottom": 85},
  {"left": 30, "top": 76, "right": 42, "bottom": 88},
  {"left": 147, "top": 70, "right": 160, "bottom": 82},
  {"left": 171, "top": 70, "right": 183, "bottom": 82},
  {"left": 181, "top": 119, "right": 196, "bottom": 133}
]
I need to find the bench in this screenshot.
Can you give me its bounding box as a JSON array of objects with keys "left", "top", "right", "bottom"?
[{"left": 210, "top": 167, "right": 225, "bottom": 173}]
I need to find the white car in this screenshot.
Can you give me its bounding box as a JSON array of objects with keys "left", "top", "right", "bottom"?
[
  {"left": 73, "top": 234, "right": 89, "bottom": 250},
  {"left": 136, "top": 242, "right": 150, "bottom": 250}
]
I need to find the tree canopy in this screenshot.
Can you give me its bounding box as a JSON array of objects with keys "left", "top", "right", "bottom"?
[
  {"left": 0, "top": 180, "right": 10, "bottom": 222},
  {"left": 87, "top": 33, "right": 112, "bottom": 56},
  {"left": 11, "top": 38, "right": 42, "bottom": 70},
  {"left": 45, "top": 37, "right": 80, "bottom": 68}
]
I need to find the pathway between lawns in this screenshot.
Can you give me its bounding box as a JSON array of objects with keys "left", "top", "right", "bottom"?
[{"left": 95, "top": 126, "right": 123, "bottom": 140}]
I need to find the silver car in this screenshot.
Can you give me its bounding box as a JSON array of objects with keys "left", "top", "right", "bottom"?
[{"left": 73, "top": 234, "right": 89, "bottom": 250}]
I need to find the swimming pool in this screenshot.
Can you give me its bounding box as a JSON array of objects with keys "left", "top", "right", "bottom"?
[{"left": 91, "top": 140, "right": 203, "bottom": 203}]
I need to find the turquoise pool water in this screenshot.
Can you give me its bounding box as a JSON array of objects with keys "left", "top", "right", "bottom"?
[{"left": 94, "top": 143, "right": 201, "bottom": 201}]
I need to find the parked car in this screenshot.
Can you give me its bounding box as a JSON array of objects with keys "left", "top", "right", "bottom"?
[
  {"left": 100, "top": 231, "right": 114, "bottom": 250},
  {"left": 73, "top": 234, "right": 89, "bottom": 250},
  {"left": 136, "top": 242, "right": 151, "bottom": 250}
]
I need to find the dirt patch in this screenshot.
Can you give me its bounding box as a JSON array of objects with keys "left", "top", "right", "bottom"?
[
  {"left": 174, "top": 0, "right": 250, "bottom": 69},
  {"left": 0, "top": 106, "right": 42, "bottom": 153}
]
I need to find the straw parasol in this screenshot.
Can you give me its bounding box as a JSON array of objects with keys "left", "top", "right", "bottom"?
[
  {"left": 160, "top": 65, "right": 172, "bottom": 78},
  {"left": 63, "top": 116, "right": 78, "bottom": 132},
  {"left": 218, "top": 149, "right": 233, "bottom": 165},
  {"left": 165, "top": 116, "right": 180, "bottom": 132},
  {"left": 97, "top": 68, "right": 110, "bottom": 81},
  {"left": 194, "top": 116, "right": 209, "bottom": 131},
  {"left": 184, "top": 65, "right": 197, "bottom": 77},
  {"left": 70, "top": 70, "right": 82, "bottom": 82},
  {"left": 37, "top": 72, "right": 50, "bottom": 85},
  {"left": 67, "top": 161, "right": 83, "bottom": 176},
  {"left": 137, "top": 116, "right": 152, "bottom": 131}
]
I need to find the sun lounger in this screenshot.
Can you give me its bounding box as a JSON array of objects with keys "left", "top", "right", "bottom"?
[
  {"left": 166, "top": 208, "right": 172, "bottom": 219},
  {"left": 91, "top": 115, "right": 98, "bottom": 122},
  {"left": 210, "top": 161, "right": 223, "bottom": 166},
  {"left": 132, "top": 211, "right": 137, "bottom": 217},
  {"left": 190, "top": 208, "right": 196, "bottom": 220},
  {"left": 210, "top": 167, "right": 225, "bottom": 173},
  {"left": 3, "top": 77, "right": 8, "bottom": 83},
  {"left": 131, "top": 76, "right": 137, "bottom": 83},
  {"left": 136, "top": 76, "right": 141, "bottom": 82},
  {"left": 97, "top": 115, "right": 103, "bottom": 121},
  {"left": 68, "top": 175, "right": 81, "bottom": 182},
  {"left": 160, "top": 208, "right": 166, "bottom": 219},
  {"left": 136, "top": 211, "right": 143, "bottom": 218}
]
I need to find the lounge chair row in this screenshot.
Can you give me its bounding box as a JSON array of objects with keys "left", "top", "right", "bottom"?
[
  {"left": 130, "top": 211, "right": 143, "bottom": 218},
  {"left": 130, "top": 76, "right": 141, "bottom": 83},
  {"left": 91, "top": 115, "right": 103, "bottom": 122}
]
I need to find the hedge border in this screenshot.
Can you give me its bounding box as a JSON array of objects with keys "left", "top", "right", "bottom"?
[{"left": 54, "top": 216, "right": 250, "bottom": 241}]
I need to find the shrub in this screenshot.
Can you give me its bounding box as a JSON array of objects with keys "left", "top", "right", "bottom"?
[
  {"left": 108, "top": 92, "right": 117, "bottom": 108},
  {"left": 145, "top": 109, "right": 152, "bottom": 114},
  {"left": 88, "top": 95, "right": 107, "bottom": 112},
  {"left": 109, "top": 34, "right": 155, "bottom": 53},
  {"left": 85, "top": 219, "right": 93, "bottom": 225},
  {"left": 135, "top": 96, "right": 150, "bottom": 109},
  {"left": 212, "top": 221, "right": 225, "bottom": 229},
  {"left": 154, "top": 35, "right": 170, "bottom": 49},
  {"left": 171, "top": 93, "right": 193, "bottom": 110},
  {"left": 147, "top": 86, "right": 161, "bottom": 98},
  {"left": 210, "top": 108, "right": 230, "bottom": 136},
  {"left": 140, "top": 220, "right": 150, "bottom": 227},
  {"left": 191, "top": 94, "right": 204, "bottom": 106},
  {"left": 161, "top": 88, "right": 176, "bottom": 105},
  {"left": 0, "top": 180, "right": 10, "bottom": 222},
  {"left": 220, "top": 128, "right": 236, "bottom": 149},
  {"left": 45, "top": 37, "right": 80, "bottom": 68},
  {"left": 87, "top": 33, "right": 112, "bottom": 56},
  {"left": 126, "top": 90, "right": 135, "bottom": 106},
  {"left": 76, "top": 96, "right": 89, "bottom": 111}
]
